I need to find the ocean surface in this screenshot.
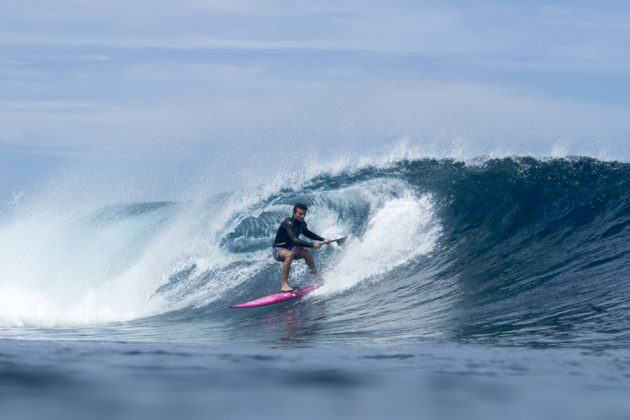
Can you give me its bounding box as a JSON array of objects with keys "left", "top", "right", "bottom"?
[{"left": 1, "top": 156, "right": 629, "bottom": 420}]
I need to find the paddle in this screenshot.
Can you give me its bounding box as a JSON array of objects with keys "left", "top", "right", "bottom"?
[{"left": 327, "top": 236, "right": 347, "bottom": 246}]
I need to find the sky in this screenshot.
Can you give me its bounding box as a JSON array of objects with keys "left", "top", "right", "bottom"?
[{"left": 1, "top": 0, "right": 630, "bottom": 202}]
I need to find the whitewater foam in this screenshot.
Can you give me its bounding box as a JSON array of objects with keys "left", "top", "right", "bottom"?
[
  {"left": 0, "top": 204, "right": 175, "bottom": 326},
  {"left": 318, "top": 193, "right": 440, "bottom": 295}
]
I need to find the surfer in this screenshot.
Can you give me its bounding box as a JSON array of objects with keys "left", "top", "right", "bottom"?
[{"left": 272, "top": 203, "right": 331, "bottom": 292}]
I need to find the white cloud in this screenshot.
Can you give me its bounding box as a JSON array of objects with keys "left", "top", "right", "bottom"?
[
  {"left": 2, "top": 79, "right": 629, "bottom": 161},
  {"left": 1, "top": 0, "right": 627, "bottom": 69},
  {"left": 1, "top": 0, "right": 630, "bottom": 164}
]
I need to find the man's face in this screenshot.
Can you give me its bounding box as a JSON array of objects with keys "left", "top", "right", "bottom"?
[{"left": 294, "top": 208, "right": 306, "bottom": 222}]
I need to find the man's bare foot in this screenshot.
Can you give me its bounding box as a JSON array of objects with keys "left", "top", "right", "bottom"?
[{"left": 280, "top": 286, "right": 295, "bottom": 292}]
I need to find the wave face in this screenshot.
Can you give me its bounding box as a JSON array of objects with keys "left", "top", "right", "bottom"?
[{"left": 1, "top": 157, "right": 629, "bottom": 348}]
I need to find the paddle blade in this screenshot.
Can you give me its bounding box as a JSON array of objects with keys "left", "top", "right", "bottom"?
[{"left": 333, "top": 236, "right": 347, "bottom": 246}]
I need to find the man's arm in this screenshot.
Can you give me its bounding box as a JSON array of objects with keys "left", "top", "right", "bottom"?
[
  {"left": 284, "top": 220, "right": 315, "bottom": 248},
  {"left": 302, "top": 222, "right": 324, "bottom": 242}
]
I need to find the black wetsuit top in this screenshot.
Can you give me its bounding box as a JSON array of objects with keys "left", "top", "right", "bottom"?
[{"left": 273, "top": 217, "right": 324, "bottom": 249}]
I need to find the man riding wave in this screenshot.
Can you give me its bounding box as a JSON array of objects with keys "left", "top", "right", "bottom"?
[{"left": 272, "top": 203, "right": 331, "bottom": 292}]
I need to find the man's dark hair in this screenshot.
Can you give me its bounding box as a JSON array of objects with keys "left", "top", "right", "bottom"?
[{"left": 293, "top": 202, "right": 308, "bottom": 214}]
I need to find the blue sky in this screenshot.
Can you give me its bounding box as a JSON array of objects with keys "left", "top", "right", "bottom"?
[{"left": 2, "top": 0, "right": 630, "bottom": 202}]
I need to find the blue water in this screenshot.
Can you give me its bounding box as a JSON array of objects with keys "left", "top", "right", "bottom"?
[{"left": 1, "top": 157, "right": 630, "bottom": 419}]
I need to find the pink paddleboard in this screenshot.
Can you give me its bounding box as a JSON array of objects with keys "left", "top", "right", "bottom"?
[{"left": 230, "top": 283, "right": 323, "bottom": 308}]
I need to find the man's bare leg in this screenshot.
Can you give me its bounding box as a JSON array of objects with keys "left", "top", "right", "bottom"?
[
  {"left": 294, "top": 247, "right": 321, "bottom": 280},
  {"left": 279, "top": 249, "right": 295, "bottom": 292}
]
